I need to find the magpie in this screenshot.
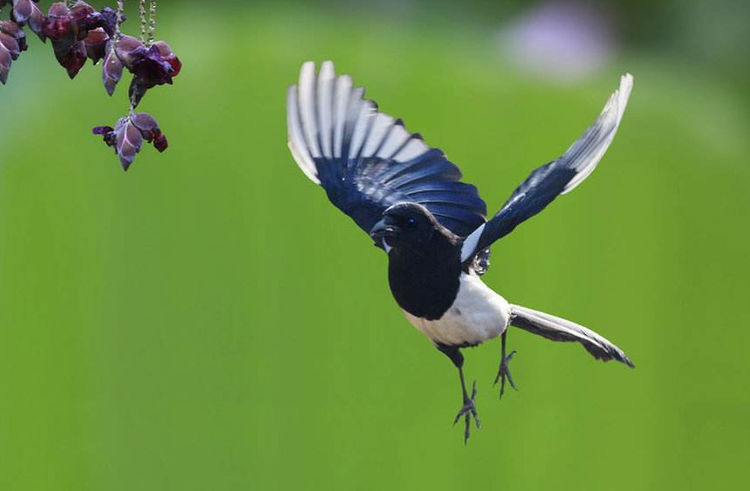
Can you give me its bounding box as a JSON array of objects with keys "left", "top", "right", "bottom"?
[{"left": 287, "top": 61, "right": 634, "bottom": 442}]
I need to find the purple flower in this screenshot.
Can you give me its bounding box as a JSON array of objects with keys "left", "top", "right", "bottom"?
[
  {"left": 69, "top": 1, "right": 96, "bottom": 40},
  {"left": 112, "top": 34, "right": 142, "bottom": 67},
  {"left": 10, "top": 0, "right": 34, "bottom": 25},
  {"left": 93, "top": 116, "right": 140, "bottom": 170},
  {"left": 56, "top": 40, "right": 87, "bottom": 79},
  {"left": 8, "top": 1, "right": 47, "bottom": 42},
  {"left": 0, "top": 20, "right": 28, "bottom": 52},
  {"left": 42, "top": 2, "right": 120, "bottom": 78},
  {"left": 84, "top": 27, "right": 108, "bottom": 64},
  {"left": 0, "top": 21, "right": 27, "bottom": 84},
  {"left": 153, "top": 41, "right": 181, "bottom": 77},
  {"left": 101, "top": 40, "right": 122, "bottom": 95},
  {"left": 93, "top": 7, "right": 117, "bottom": 38},
  {"left": 42, "top": 2, "right": 71, "bottom": 40},
  {"left": 0, "top": 32, "right": 21, "bottom": 60},
  {"left": 70, "top": 1, "right": 114, "bottom": 40},
  {"left": 131, "top": 112, "right": 168, "bottom": 152},
  {"left": 70, "top": 3, "right": 118, "bottom": 39},
  {"left": 128, "top": 44, "right": 173, "bottom": 106},
  {"left": 93, "top": 112, "right": 168, "bottom": 170},
  {"left": 25, "top": 2, "right": 46, "bottom": 41},
  {"left": 115, "top": 35, "right": 181, "bottom": 107},
  {"left": 42, "top": 3, "right": 81, "bottom": 78},
  {"left": 0, "top": 44, "right": 11, "bottom": 84},
  {"left": 92, "top": 124, "right": 116, "bottom": 146}
]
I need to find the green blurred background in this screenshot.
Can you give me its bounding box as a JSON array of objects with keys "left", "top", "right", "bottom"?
[{"left": 1, "top": 0, "right": 749, "bottom": 489}]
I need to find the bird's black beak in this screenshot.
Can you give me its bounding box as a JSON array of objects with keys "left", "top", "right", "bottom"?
[{"left": 370, "top": 216, "right": 399, "bottom": 242}]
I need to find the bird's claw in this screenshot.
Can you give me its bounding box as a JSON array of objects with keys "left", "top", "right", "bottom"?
[
  {"left": 453, "top": 380, "right": 480, "bottom": 444},
  {"left": 493, "top": 350, "right": 517, "bottom": 398}
]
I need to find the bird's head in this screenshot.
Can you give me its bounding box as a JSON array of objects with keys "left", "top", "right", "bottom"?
[{"left": 370, "top": 202, "right": 444, "bottom": 253}]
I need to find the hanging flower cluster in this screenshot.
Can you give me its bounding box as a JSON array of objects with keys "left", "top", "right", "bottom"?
[
  {"left": 93, "top": 112, "right": 166, "bottom": 170},
  {"left": 0, "top": 0, "right": 181, "bottom": 171}
]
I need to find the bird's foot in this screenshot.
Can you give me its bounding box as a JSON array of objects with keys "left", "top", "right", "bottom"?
[
  {"left": 493, "top": 350, "right": 517, "bottom": 398},
  {"left": 453, "top": 381, "right": 480, "bottom": 444}
]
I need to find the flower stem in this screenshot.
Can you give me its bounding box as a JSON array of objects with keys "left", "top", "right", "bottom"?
[
  {"left": 148, "top": 0, "right": 157, "bottom": 46},
  {"left": 139, "top": 0, "right": 147, "bottom": 44},
  {"left": 115, "top": 0, "right": 125, "bottom": 41}
]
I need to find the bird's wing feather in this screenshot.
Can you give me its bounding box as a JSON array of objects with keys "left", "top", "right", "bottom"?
[
  {"left": 461, "top": 74, "right": 633, "bottom": 264},
  {"left": 288, "top": 61, "right": 487, "bottom": 245},
  {"left": 510, "top": 304, "right": 634, "bottom": 367}
]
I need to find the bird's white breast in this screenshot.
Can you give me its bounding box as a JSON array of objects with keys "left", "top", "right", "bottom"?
[{"left": 402, "top": 273, "right": 511, "bottom": 346}]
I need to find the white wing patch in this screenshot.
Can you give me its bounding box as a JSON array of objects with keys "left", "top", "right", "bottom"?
[
  {"left": 561, "top": 73, "right": 633, "bottom": 195},
  {"left": 286, "top": 60, "right": 449, "bottom": 203},
  {"left": 457, "top": 73, "right": 633, "bottom": 263},
  {"left": 362, "top": 113, "right": 396, "bottom": 157},
  {"left": 286, "top": 86, "right": 319, "bottom": 184},
  {"left": 393, "top": 137, "right": 429, "bottom": 162},
  {"left": 316, "top": 61, "right": 335, "bottom": 159},
  {"left": 460, "top": 222, "right": 485, "bottom": 263},
  {"left": 298, "top": 61, "right": 321, "bottom": 159},
  {"left": 332, "top": 75, "right": 352, "bottom": 159},
  {"left": 348, "top": 100, "right": 376, "bottom": 160},
  {"left": 376, "top": 123, "right": 411, "bottom": 160}
]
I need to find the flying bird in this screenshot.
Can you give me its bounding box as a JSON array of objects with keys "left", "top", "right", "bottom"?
[{"left": 287, "top": 61, "right": 634, "bottom": 442}]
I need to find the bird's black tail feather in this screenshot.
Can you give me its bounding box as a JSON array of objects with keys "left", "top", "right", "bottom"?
[{"left": 509, "top": 304, "right": 634, "bottom": 367}]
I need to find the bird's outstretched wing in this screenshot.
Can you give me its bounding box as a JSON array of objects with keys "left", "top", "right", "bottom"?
[
  {"left": 287, "top": 61, "right": 487, "bottom": 246},
  {"left": 460, "top": 74, "right": 633, "bottom": 264}
]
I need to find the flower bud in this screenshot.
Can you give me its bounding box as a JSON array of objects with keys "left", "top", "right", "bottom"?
[
  {"left": 84, "top": 27, "right": 107, "bottom": 64},
  {"left": 154, "top": 40, "right": 181, "bottom": 77},
  {"left": 116, "top": 120, "right": 143, "bottom": 170},
  {"left": 114, "top": 35, "right": 145, "bottom": 69},
  {"left": 93, "top": 113, "right": 168, "bottom": 169},
  {"left": 101, "top": 40, "right": 122, "bottom": 95},
  {"left": 42, "top": 2, "right": 71, "bottom": 40},
  {"left": 0, "top": 20, "right": 28, "bottom": 51},
  {"left": 11, "top": 0, "right": 34, "bottom": 25},
  {"left": 26, "top": 1, "right": 46, "bottom": 41},
  {"left": 0, "top": 33, "right": 20, "bottom": 60},
  {"left": 0, "top": 43, "right": 11, "bottom": 84}
]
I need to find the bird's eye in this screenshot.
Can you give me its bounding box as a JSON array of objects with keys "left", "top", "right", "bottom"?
[{"left": 406, "top": 216, "right": 417, "bottom": 228}]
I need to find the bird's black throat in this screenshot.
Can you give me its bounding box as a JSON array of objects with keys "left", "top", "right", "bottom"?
[{"left": 387, "top": 235, "right": 461, "bottom": 320}]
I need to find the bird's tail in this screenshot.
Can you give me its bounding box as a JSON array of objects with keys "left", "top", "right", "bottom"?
[{"left": 509, "top": 304, "right": 634, "bottom": 368}]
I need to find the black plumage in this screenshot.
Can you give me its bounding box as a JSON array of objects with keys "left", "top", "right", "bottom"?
[{"left": 374, "top": 203, "right": 462, "bottom": 320}]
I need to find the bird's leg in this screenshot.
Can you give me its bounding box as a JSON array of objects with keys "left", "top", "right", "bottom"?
[
  {"left": 453, "top": 365, "right": 480, "bottom": 444},
  {"left": 493, "top": 330, "right": 517, "bottom": 398},
  {"left": 436, "top": 343, "right": 480, "bottom": 443}
]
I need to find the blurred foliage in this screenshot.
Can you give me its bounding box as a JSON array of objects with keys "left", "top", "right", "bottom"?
[
  {"left": 0, "top": 1, "right": 748, "bottom": 490},
  {"left": 329, "top": 0, "right": 750, "bottom": 91}
]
